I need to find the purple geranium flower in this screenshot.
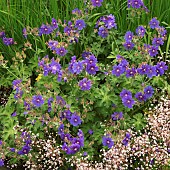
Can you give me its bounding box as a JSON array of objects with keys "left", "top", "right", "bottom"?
[
  {"left": 39, "top": 24, "right": 53, "bottom": 36},
  {"left": 91, "top": 0, "right": 103, "bottom": 7},
  {"left": 137, "top": 64, "right": 149, "bottom": 75},
  {"left": 152, "top": 37, "right": 164, "bottom": 46},
  {"left": 157, "top": 26, "right": 167, "bottom": 36},
  {"left": 11, "top": 111, "right": 17, "bottom": 117},
  {"left": 135, "top": 92, "right": 147, "bottom": 102},
  {"left": 88, "top": 129, "right": 93, "bottom": 135},
  {"left": 69, "top": 113, "right": 82, "bottom": 126},
  {"left": 148, "top": 45, "right": 159, "bottom": 57},
  {"left": 120, "top": 89, "right": 132, "bottom": 99},
  {"left": 122, "top": 96, "right": 135, "bottom": 108},
  {"left": 98, "top": 26, "right": 108, "bottom": 38},
  {"left": 131, "top": 0, "right": 143, "bottom": 8},
  {"left": 32, "top": 95, "right": 44, "bottom": 108},
  {"left": 111, "top": 112, "right": 123, "bottom": 121},
  {"left": 51, "top": 18, "right": 58, "bottom": 30},
  {"left": 79, "top": 78, "right": 92, "bottom": 91},
  {"left": 22, "top": 28, "right": 27, "bottom": 38},
  {"left": 149, "top": 18, "right": 160, "bottom": 29},
  {"left": 3, "top": 37, "right": 14, "bottom": 46},
  {"left": 72, "top": 61, "right": 84, "bottom": 74},
  {"left": 72, "top": 137, "right": 84, "bottom": 147},
  {"left": 49, "top": 58, "right": 61, "bottom": 74},
  {"left": 75, "top": 19, "right": 86, "bottom": 30},
  {"left": 0, "top": 31, "right": 5, "bottom": 38},
  {"left": 124, "top": 31, "right": 133, "bottom": 42},
  {"left": 144, "top": 86, "right": 154, "bottom": 99},
  {"left": 146, "top": 65, "right": 157, "bottom": 78},
  {"left": 86, "top": 63, "right": 99, "bottom": 75},
  {"left": 123, "top": 41, "right": 135, "bottom": 50},
  {"left": 102, "top": 135, "right": 114, "bottom": 149},
  {"left": 55, "top": 47, "right": 67, "bottom": 56},
  {"left": 156, "top": 61, "right": 168, "bottom": 76},
  {"left": 112, "top": 65, "right": 124, "bottom": 77},
  {"left": 0, "top": 159, "right": 4, "bottom": 167},
  {"left": 62, "top": 143, "right": 71, "bottom": 154},
  {"left": 126, "top": 67, "right": 136, "bottom": 77},
  {"left": 136, "top": 26, "right": 146, "bottom": 37},
  {"left": 58, "top": 124, "right": 64, "bottom": 135},
  {"left": 69, "top": 143, "right": 81, "bottom": 154},
  {"left": 18, "top": 145, "right": 31, "bottom": 155}
]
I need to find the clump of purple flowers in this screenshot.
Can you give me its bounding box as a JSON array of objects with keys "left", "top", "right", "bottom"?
[{"left": 96, "top": 14, "right": 117, "bottom": 38}]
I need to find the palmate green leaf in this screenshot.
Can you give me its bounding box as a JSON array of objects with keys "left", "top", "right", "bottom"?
[{"left": 131, "top": 113, "right": 147, "bottom": 130}]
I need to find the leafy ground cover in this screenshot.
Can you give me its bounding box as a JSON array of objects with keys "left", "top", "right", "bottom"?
[{"left": 0, "top": 0, "right": 170, "bottom": 169}]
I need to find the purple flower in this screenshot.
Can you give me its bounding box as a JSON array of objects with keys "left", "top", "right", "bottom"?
[
  {"left": 51, "top": 18, "right": 58, "bottom": 30},
  {"left": 144, "top": 86, "right": 154, "bottom": 99},
  {"left": 131, "top": 0, "right": 143, "bottom": 8},
  {"left": 0, "top": 31, "right": 5, "bottom": 38},
  {"left": 69, "top": 144, "right": 81, "bottom": 154},
  {"left": 104, "top": 14, "right": 117, "bottom": 29},
  {"left": 123, "top": 41, "right": 135, "bottom": 50},
  {"left": 69, "top": 113, "right": 82, "bottom": 126},
  {"left": 72, "top": 137, "right": 84, "bottom": 147},
  {"left": 24, "top": 101, "right": 31, "bottom": 111},
  {"left": 83, "top": 152, "right": 88, "bottom": 156},
  {"left": 82, "top": 51, "right": 92, "bottom": 59},
  {"left": 136, "top": 26, "right": 146, "bottom": 37},
  {"left": 39, "top": 24, "right": 53, "bottom": 36},
  {"left": 148, "top": 45, "right": 159, "bottom": 57},
  {"left": 75, "top": 19, "right": 86, "bottom": 30},
  {"left": 11, "top": 111, "right": 17, "bottom": 117},
  {"left": 18, "top": 145, "right": 31, "bottom": 155},
  {"left": 85, "top": 54, "right": 98, "bottom": 64},
  {"left": 58, "top": 124, "right": 64, "bottom": 135},
  {"left": 49, "top": 58, "right": 61, "bottom": 74},
  {"left": 72, "top": 61, "right": 84, "bottom": 74},
  {"left": 152, "top": 37, "right": 164, "bottom": 46},
  {"left": 149, "top": 18, "right": 160, "bottom": 29},
  {"left": 112, "top": 65, "right": 124, "bottom": 77},
  {"left": 48, "top": 40, "right": 58, "bottom": 50},
  {"left": 135, "top": 92, "right": 147, "bottom": 102},
  {"left": 102, "top": 135, "right": 114, "bottom": 149},
  {"left": 126, "top": 67, "right": 136, "bottom": 77},
  {"left": 98, "top": 26, "right": 108, "bottom": 38},
  {"left": 86, "top": 63, "right": 99, "bottom": 75},
  {"left": 3, "top": 37, "right": 14, "bottom": 46},
  {"left": 157, "top": 26, "right": 167, "bottom": 36},
  {"left": 122, "top": 96, "right": 135, "bottom": 108},
  {"left": 32, "top": 95, "right": 44, "bottom": 108},
  {"left": 156, "top": 61, "right": 168, "bottom": 76},
  {"left": 47, "top": 97, "right": 53, "bottom": 112},
  {"left": 55, "top": 47, "right": 67, "bottom": 56},
  {"left": 56, "top": 96, "right": 66, "bottom": 107},
  {"left": 12, "top": 79, "right": 22, "bottom": 90},
  {"left": 77, "top": 129, "right": 84, "bottom": 139},
  {"left": 88, "top": 129, "right": 93, "bottom": 135},
  {"left": 146, "top": 65, "right": 157, "bottom": 78},
  {"left": 0, "top": 159, "right": 4, "bottom": 167},
  {"left": 120, "top": 89, "right": 132, "bottom": 99},
  {"left": 0, "top": 140, "right": 2, "bottom": 145},
  {"left": 79, "top": 78, "right": 92, "bottom": 91},
  {"left": 91, "top": 0, "right": 103, "bottom": 7},
  {"left": 122, "top": 132, "right": 131, "bottom": 146},
  {"left": 111, "top": 112, "right": 123, "bottom": 121},
  {"left": 22, "top": 28, "right": 27, "bottom": 38},
  {"left": 62, "top": 143, "right": 71, "bottom": 154},
  {"left": 124, "top": 31, "right": 133, "bottom": 42},
  {"left": 72, "top": 8, "right": 82, "bottom": 15},
  {"left": 10, "top": 148, "right": 15, "bottom": 152},
  {"left": 137, "top": 64, "right": 149, "bottom": 75}
]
